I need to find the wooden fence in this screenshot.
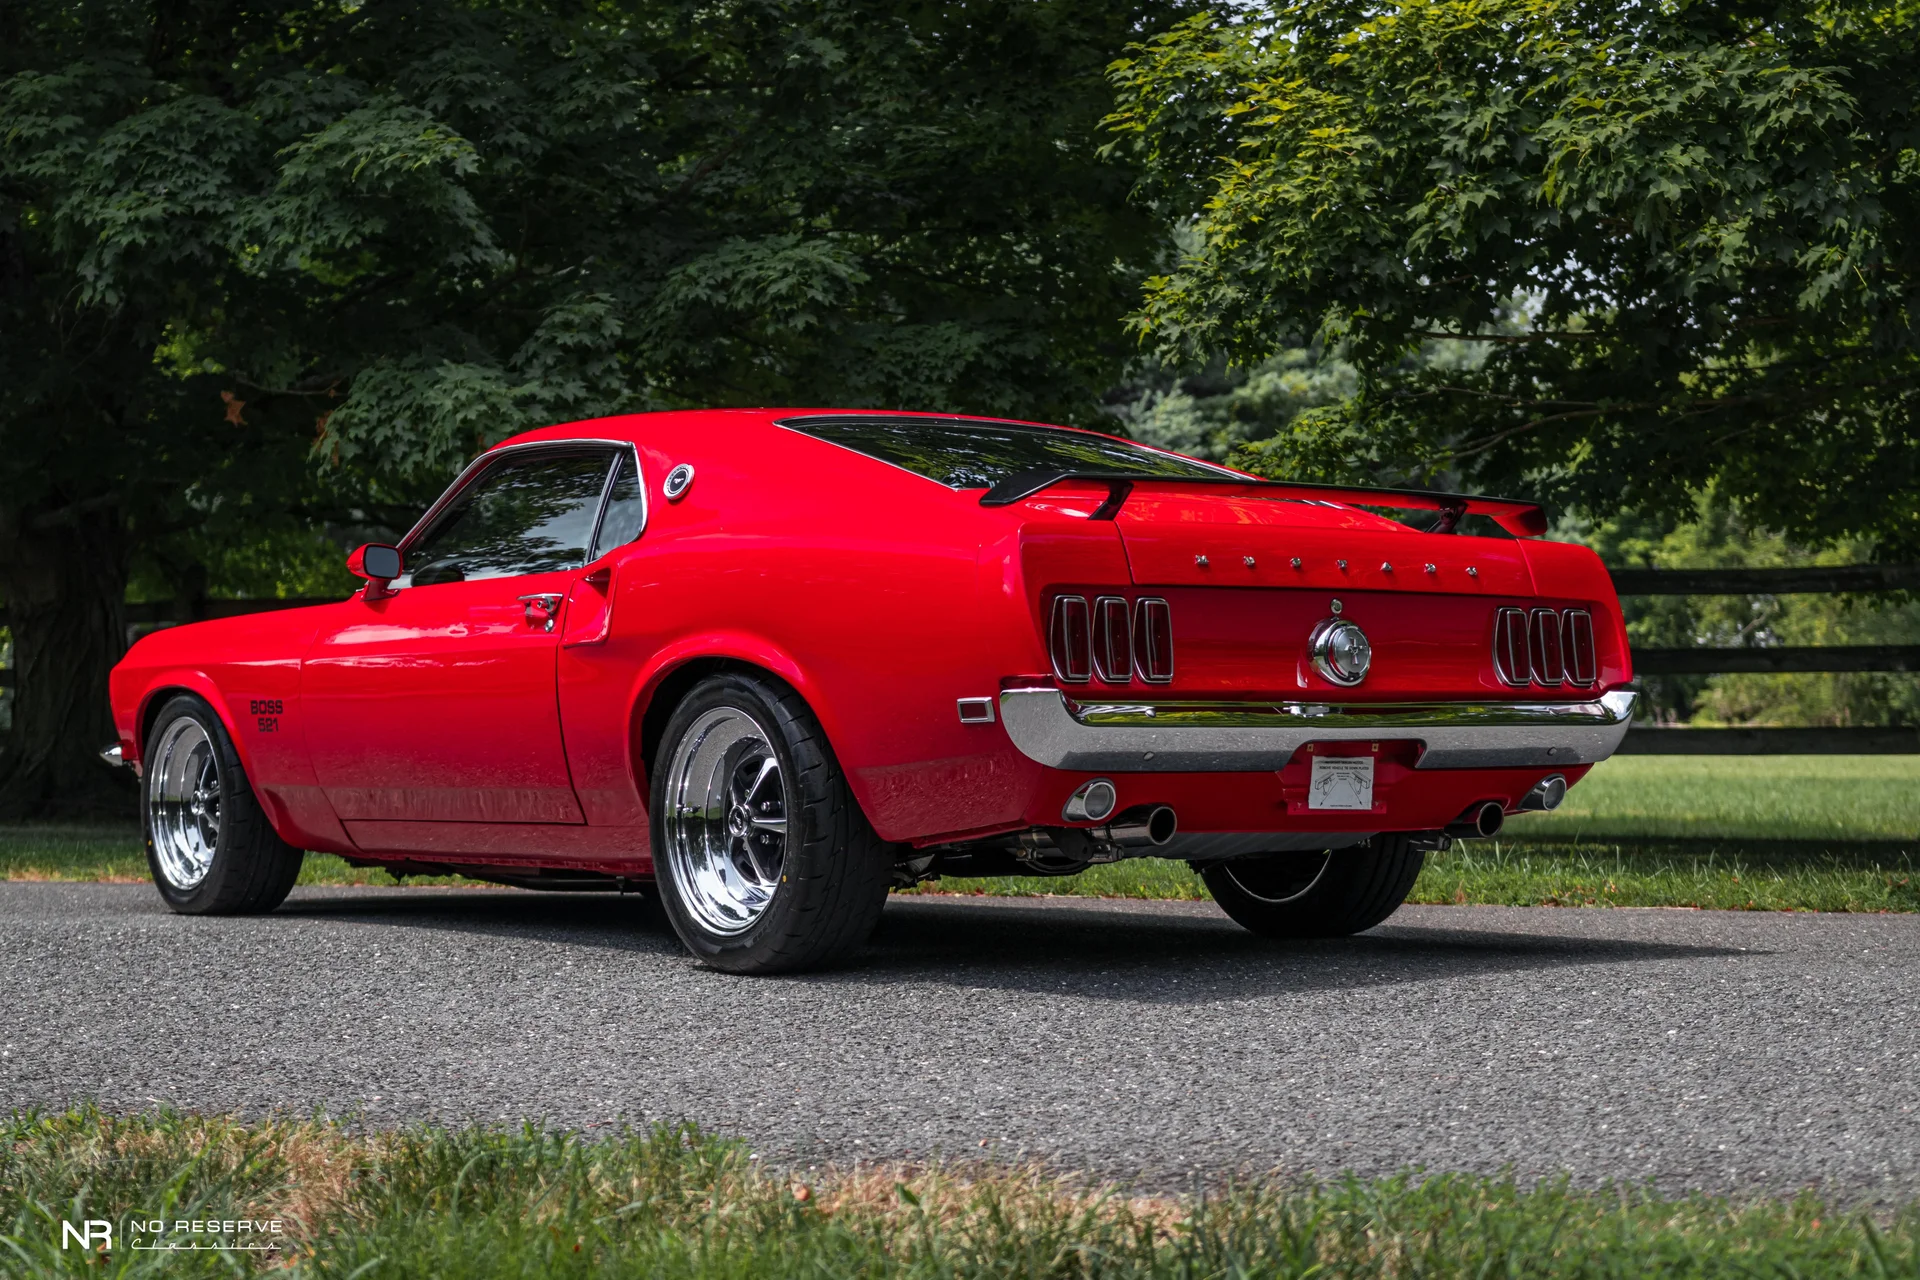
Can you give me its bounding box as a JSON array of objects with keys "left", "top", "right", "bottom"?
[
  {"left": 0, "top": 569, "right": 1914, "bottom": 752},
  {"left": 1610, "top": 565, "right": 1918, "bottom": 754}
]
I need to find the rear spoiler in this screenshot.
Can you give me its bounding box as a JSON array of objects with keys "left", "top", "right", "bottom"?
[{"left": 978, "top": 470, "right": 1548, "bottom": 537}]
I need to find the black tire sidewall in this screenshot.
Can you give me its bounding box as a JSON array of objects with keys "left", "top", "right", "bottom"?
[
  {"left": 648, "top": 674, "right": 881, "bottom": 972},
  {"left": 1203, "top": 834, "right": 1426, "bottom": 938},
  {"left": 142, "top": 694, "right": 280, "bottom": 913}
]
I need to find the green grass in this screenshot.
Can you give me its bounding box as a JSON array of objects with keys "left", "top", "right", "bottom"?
[
  {"left": 1518, "top": 754, "right": 1920, "bottom": 843},
  {"left": 903, "top": 841, "right": 1920, "bottom": 912},
  {"left": 8, "top": 756, "right": 1916, "bottom": 911},
  {"left": 0, "top": 825, "right": 148, "bottom": 882},
  {"left": 1407, "top": 839, "right": 1920, "bottom": 911},
  {"left": 5, "top": 1107, "right": 1920, "bottom": 1278},
  {"left": 0, "top": 826, "right": 469, "bottom": 888}
]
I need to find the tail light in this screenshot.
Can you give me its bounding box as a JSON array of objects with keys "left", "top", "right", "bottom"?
[
  {"left": 1494, "top": 605, "right": 1600, "bottom": 688},
  {"left": 1563, "top": 610, "right": 1597, "bottom": 686},
  {"left": 1052, "top": 593, "right": 1174, "bottom": 685},
  {"left": 1493, "top": 607, "right": 1531, "bottom": 686},
  {"left": 1133, "top": 597, "right": 1174, "bottom": 682},
  {"left": 1048, "top": 595, "right": 1091, "bottom": 683},
  {"left": 1529, "top": 608, "right": 1564, "bottom": 684},
  {"left": 1091, "top": 596, "right": 1132, "bottom": 683}
]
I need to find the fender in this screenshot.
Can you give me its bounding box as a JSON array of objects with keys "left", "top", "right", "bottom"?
[
  {"left": 631, "top": 629, "right": 845, "bottom": 756},
  {"left": 114, "top": 644, "right": 355, "bottom": 857},
  {"left": 626, "top": 629, "right": 986, "bottom": 842},
  {"left": 623, "top": 628, "right": 886, "bottom": 825},
  {"left": 130, "top": 669, "right": 260, "bottom": 783},
  {"left": 1518, "top": 539, "right": 1635, "bottom": 683}
]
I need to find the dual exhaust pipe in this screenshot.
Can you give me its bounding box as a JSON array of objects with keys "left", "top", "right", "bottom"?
[
  {"left": 1054, "top": 777, "right": 1177, "bottom": 857},
  {"left": 1096, "top": 804, "right": 1179, "bottom": 849},
  {"left": 1045, "top": 771, "right": 1567, "bottom": 855},
  {"left": 1445, "top": 773, "right": 1568, "bottom": 840},
  {"left": 1446, "top": 801, "right": 1506, "bottom": 841},
  {"left": 1019, "top": 801, "right": 1178, "bottom": 868}
]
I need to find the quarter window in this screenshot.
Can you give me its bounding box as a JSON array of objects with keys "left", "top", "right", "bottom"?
[
  {"left": 403, "top": 450, "right": 616, "bottom": 587},
  {"left": 591, "top": 451, "right": 646, "bottom": 559}
]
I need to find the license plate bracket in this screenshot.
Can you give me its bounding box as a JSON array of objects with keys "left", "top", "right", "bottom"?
[{"left": 1307, "top": 755, "right": 1375, "bottom": 811}]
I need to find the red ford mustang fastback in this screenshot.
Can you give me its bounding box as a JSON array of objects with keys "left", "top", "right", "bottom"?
[{"left": 107, "top": 410, "right": 1634, "bottom": 972}]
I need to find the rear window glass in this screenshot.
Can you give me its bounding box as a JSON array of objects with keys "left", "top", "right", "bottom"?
[{"left": 782, "top": 415, "right": 1232, "bottom": 492}]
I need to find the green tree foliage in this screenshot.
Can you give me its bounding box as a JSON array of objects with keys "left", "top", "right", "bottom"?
[
  {"left": 1106, "top": 0, "right": 1920, "bottom": 551},
  {"left": 0, "top": 0, "right": 1184, "bottom": 813},
  {"left": 1116, "top": 333, "right": 1505, "bottom": 474},
  {"left": 1113, "top": 348, "right": 1359, "bottom": 462}
]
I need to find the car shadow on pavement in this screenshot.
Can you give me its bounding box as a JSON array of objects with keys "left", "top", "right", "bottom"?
[
  {"left": 273, "top": 888, "right": 1752, "bottom": 1003},
  {"left": 278, "top": 888, "right": 686, "bottom": 957},
  {"left": 848, "top": 896, "right": 1752, "bottom": 1002}
]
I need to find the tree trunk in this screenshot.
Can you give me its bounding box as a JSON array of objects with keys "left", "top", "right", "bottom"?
[{"left": 0, "top": 504, "right": 134, "bottom": 819}]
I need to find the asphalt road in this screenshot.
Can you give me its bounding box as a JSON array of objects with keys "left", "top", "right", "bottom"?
[{"left": 3, "top": 882, "right": 1917, "bottom": 1197}]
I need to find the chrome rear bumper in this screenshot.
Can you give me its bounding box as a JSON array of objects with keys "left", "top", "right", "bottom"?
[{"left": 998, "top": 688, "right": 1637, "bottom": 772}]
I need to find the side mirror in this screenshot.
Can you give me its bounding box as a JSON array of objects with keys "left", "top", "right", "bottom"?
[{"left": 347, "top": 543, "right": 402, "bottom": 592}]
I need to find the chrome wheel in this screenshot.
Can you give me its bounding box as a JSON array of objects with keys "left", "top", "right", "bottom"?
[
  {"left": 1222, "top": 850, "right": 1332, "bottom": 904},
  {"left": 148, "top": 716, "right": 222, "bottom": 891},
  {"left": 662, "top": 706, "right": 789, "bottom": 936}
]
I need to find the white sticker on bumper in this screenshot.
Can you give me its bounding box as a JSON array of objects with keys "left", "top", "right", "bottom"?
[{"left": 1308, "top": 756, "right": 1374, "bottom": 810}]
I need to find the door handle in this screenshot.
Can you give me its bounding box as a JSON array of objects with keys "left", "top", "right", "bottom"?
[{"left": 517, "top": 593, "right": 564, "bottom": 631}]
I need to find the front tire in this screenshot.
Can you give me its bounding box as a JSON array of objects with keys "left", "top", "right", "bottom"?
[
  {"left": 1201, "top": 834, "right": 1426, "bottom": 938},
  {"left": 650, "top": 673, "right": 892, "bottom": 974},
  {"left": 143, "top": 694, "right": 304, "bottom": 914}
]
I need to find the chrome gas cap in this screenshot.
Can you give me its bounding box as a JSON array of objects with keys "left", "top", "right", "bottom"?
[{"left": 1308, "top": 618, "right": 1372, "bottom": 687}]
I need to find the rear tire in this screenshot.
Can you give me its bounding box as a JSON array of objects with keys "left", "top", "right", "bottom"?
[
  {"left": 143, "top": 694, "right": 304, "bottom": 915},
  {"left": 1201, "top": 834, "right": 1426, "bottom": 938},
  {"left": 650, "top": 673, "right": 892, "bottom": 974}
]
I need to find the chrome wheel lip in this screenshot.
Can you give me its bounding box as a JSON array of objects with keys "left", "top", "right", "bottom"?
[
  {"left": 148, "top": 716, "right": 221, "bottom": 892},
  {"left": 662, "top": 706, "right": 790, "bottom": 937}
]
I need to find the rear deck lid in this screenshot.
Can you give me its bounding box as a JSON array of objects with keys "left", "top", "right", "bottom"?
[{"left": 1116, "top": 488, "right": 1536, "bottom": 597}]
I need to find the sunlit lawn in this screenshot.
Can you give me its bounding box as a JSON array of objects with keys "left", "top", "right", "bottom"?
[
  {"left": 1516, "top": 754, "right": 1920, "bottom": 843},
  {"left": 0, "top": 828, "right": 464, "bottom": 887},
  {"left": 5, "top": 756, "right": 1914, "bottom": 911}
]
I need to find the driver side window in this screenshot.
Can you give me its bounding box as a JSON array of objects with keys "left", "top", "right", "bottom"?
[{"left": 401, "top": 449, "right": 615, "bottom": 588}]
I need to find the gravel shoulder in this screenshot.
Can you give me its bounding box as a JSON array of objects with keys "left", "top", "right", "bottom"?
[{"left": 3, "top": 882, "right": 1916, "bottom": 1197}]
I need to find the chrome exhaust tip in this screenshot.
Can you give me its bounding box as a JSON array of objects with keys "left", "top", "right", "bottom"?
[
  {"left": 1017, "top": 805, "right": 1179, "bottom": 870},
  {"left": 1098, "top": 804, "right": 1177, "bottom": 848},
  {"left": 1136, "top": 805, "right": 1180, "bottom": 847},
  {"left": 1445, "top": 801, "right": 1505, "bottom": 840},
  {"left": 1518, "top": 773, "right": 1568, "bottom": 812},
  {"left": 1061, "top": 778, "right": 1118, "bottom": 823}
]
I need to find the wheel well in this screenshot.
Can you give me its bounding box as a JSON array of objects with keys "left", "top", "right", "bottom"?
[
  {"left": 636, "top": 658, "right": 798, "bottom": 790},
  {"left": 138, "top": 686, "right": 207, "bottom": 756}
]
